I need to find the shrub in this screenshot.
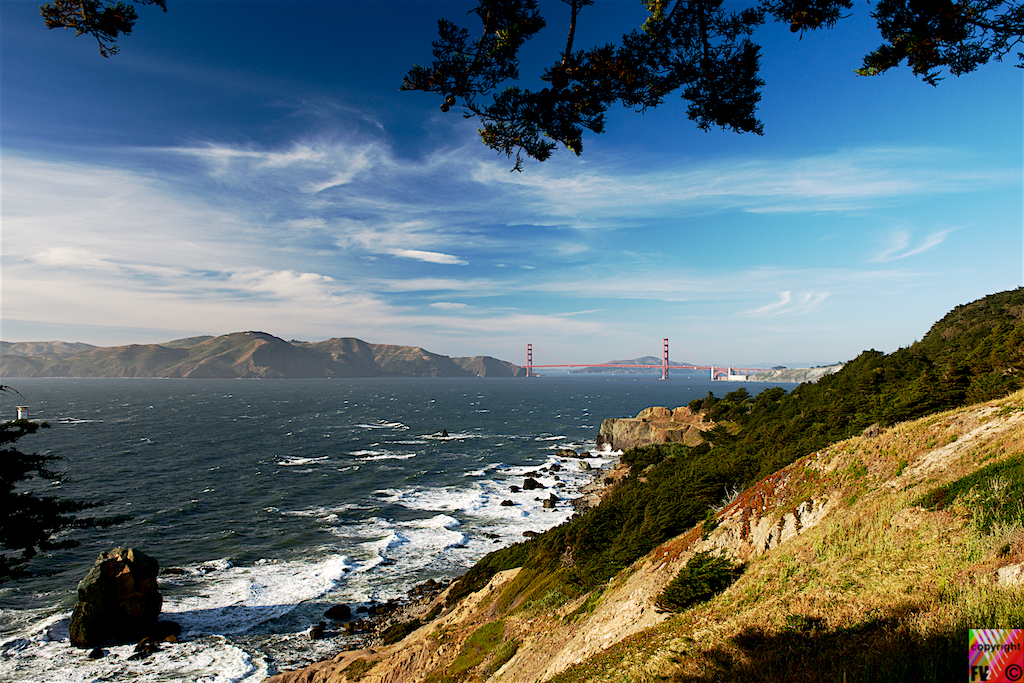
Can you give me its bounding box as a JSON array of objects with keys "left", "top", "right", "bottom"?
[
  {"left": 381, "top": 618, "right": 422, "bottom": 645},
  {"left": 655, "top": 551, "right": 744, "bottom": 613},
  {"left": 342, "top": 658, "right": 375, "bottom": 682},
  {"left": 449, "top": 620, "right": 505, "bottom": 678}
]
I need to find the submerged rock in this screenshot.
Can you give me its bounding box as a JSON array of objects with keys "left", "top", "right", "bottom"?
[{"left": 128, "top": 637, "right": 160, "bottom": 660}]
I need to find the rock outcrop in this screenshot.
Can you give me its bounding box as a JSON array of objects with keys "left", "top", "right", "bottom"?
[
  {"left": 596, "top": 406, "right": 712, "bottom": 451},
  {"left": 69, "top": 547, "right": 163, "bottom": 647}
]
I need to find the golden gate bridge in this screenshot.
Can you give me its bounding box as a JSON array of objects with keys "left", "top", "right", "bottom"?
[{"left": 510, "top": 339, "right": 767, "bottom": 380}]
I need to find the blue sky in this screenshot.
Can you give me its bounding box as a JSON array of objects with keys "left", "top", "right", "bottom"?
[{"left": 1, "top": 0, "right": 1021, "bottom": 367}]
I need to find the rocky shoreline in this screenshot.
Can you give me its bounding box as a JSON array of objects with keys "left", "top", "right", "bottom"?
[
  {"left": 258, "top": 412, "right": 716, "bottom": 680},
  {"left": 305, "top": 446, "right": 622, "bottom": 655},
  {"left": 52, "top": 440, "right": 622, "bottom": 679}
]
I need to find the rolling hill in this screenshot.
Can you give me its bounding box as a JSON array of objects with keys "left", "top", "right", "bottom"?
[{"left": 0, "top": 332, "right": 525, "bottom": 379}]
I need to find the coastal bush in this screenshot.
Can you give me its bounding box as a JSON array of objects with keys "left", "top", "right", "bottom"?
[
  {"left": 654, "top": 551, "right": 744, "bottom": 612},
  {"left": 485, "top": 637, "right": 520, "bottom": 674},
  {"left": 563, "top": 586, "right": 605, "bottom": 623},
  {"left": 342, "top": 658, "right": 376, "bottom": 682},
  {"left": 381, "top": 618, "right": 422, "bottom": 645},
  {"left": 445, "top": 537, "right": 539, "bottom": 606}
]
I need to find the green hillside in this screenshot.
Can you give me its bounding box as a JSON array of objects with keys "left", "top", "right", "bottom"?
[{"left": 444, "top": 288, "right": 1024, "bottom": 605}]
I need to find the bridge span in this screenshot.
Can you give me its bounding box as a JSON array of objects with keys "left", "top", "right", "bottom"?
[{"left": 517, "top": 340, "right": 766, "bottom": 380}]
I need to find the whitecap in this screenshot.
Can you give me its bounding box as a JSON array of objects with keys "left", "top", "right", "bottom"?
[
  {"left": 356, "top": 420, "right": 409, "bottom": 430},
  {"left": 275, "top": 456, "right": 329, "bottom": 467},
  {"left": 0, "top": 612, "right": 269, "bottom": 683},
  {"left": 409, "top": 514, "right": 461, "bottom": 529},
  {"left": 277, "top": 504, "right": 361, "bottom": 522},
  {"left": 361, "top": 453, "right": 416, "bottom": 461},
  {"left": 375, "top": 485, "right": 485, "bottom": 514},
  {"left": 362, "top": 530, "right": 409, "bottom": 554}
]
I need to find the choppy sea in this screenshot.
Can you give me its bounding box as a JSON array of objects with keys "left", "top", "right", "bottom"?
[{"left": 0, "top": 374, "right": 783, "bottom": 682}]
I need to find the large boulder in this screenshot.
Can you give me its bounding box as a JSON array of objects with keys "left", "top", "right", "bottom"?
[
  {"left": 522, "top": 477, "right": 543, "bottom": 490},
  {"left": 69, "top": 547, "right": 163, "bottom": 647}
]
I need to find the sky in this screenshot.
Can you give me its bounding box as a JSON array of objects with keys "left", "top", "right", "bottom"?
[{"left": 1, "top": 0, "right": 1021, "bottom": 368}]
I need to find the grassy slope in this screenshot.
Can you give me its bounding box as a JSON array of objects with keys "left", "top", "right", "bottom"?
[{"left": 545, "top": 392, "right": 1024, "bottom": 683}]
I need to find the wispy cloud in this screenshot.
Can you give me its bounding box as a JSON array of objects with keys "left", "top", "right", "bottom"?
[
  {"left": 388, "top": 249, "right": 468, "bottom": 265},
  {"left": 739, "top": 291, "right": 831, "bottom": 317},
  {"left": 473, "top": 147, "right": 1019, "bottom": 227},
  {"left": 2, "top": 131, "right": 1014, "bottom": 362},
  {"left": 871, "top": 229, "right": 955, "bottom": 263}
]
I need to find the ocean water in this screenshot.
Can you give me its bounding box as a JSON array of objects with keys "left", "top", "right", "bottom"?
[{"left": 0, "top": 374, "right": 785, "bottom": 682}]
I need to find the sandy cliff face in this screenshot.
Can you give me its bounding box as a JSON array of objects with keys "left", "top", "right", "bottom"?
[{"left": 596, "top": 406, "right": 712, "bottom": 451}]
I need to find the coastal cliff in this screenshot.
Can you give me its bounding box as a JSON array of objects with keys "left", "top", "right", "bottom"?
[
  {"left": 264, "top": 390, "right": 1024, "bottom": 683},
  {"left": 596, "top": 405, "right": 711, "bottom": 451},
  {"left": 263, "top": 289, "right": 1024, "bottom": 683}
]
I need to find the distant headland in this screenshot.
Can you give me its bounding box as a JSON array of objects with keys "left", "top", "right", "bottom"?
[{"left": 0, "top": 332, "right": 526, "bottom": 379}]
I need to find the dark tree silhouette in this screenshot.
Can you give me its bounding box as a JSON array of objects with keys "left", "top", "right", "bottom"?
[
  {"left": 40, "top": 0, "right": 166, "bottom": 57},
  {"left": 402, "top": 0, "right": 1024, "bottom": 169},
  {"left": 0, "top": 387, "right": 127, "bottom": 581}
]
